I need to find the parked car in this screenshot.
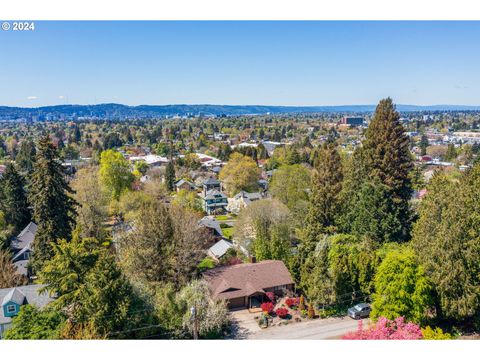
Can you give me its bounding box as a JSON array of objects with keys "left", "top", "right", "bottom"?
[{"left": 348, "top": 303, "right": 371, "bottom": 319}]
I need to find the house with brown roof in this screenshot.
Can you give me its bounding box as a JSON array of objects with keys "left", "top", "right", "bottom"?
[{"left": 203, "top": 260, "right": 295, "bottom": 310}]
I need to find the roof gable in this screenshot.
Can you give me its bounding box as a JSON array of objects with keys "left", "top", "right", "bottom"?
[
  {"left": 1, "top": 288, "right": 26, "bottom": 307},
  {"left": 10, "top": 222, "right": 37, "bottom": 252}
]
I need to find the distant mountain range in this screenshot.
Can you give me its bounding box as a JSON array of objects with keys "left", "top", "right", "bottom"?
[{"left": 1, "top": 103, "right": 480, "bottom": 119}]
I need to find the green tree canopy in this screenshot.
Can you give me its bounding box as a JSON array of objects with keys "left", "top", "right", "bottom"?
[
  {"left": 412, "top": 167, "right": 480, "bottom": 323},
  {"left": 3, "top": 305, "right": 66, "bottom": 340},
  {"left": 370, "top": 247, "right": 433, "bottom": 324},
  {"left": 219, "top": 153, "right": 260, "bottom": 196},
  {"left": 28, "top": 135, "right": 78, "bottom": 268},
  {"left": 15, "top": 139, "right": 36, "bottom": 174},
  {"left": 341, "top": 98, "right": 413, "bottom": 243},
  {"left": 165, "top": 160, "right": 176, "bottom": 192},
  {"left": 39, "top": 233, "right": 141, "bottom": 337},
  {"left": 301, "top": 234, "right": 376, "bottom": 307},
  {"left": 99, "top": 149, "right": 134, "bottom": 201},
  {"left": 269, "top": 164, "right": 311, "bottom": 212},
  {"left": 0, "top": 162, "right": 31, "bottom": 232},
  {"left": 300, "top": 142, "right": 343, "bottom": 264}
]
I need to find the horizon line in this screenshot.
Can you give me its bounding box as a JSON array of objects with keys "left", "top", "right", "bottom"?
[{"left": 3, "top": 102, "right": 480, "bottom": 109}]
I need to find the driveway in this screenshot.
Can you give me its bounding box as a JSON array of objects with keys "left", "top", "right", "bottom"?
[
  {"left": 227, "top": 309, "right": 262, "bottom": 339},
  {"left": 228, "top": 310, "right": 367, "bottom": 340}
]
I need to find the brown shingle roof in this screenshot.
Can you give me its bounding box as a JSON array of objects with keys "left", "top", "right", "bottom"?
[{"left": 203, "top": 260, "right": 294, "bottom": 301}]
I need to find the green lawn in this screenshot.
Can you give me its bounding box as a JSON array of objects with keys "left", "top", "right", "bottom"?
[
  {"left": 215, "top": 215, "right": 230, "bottom": 221},
  {"left": 222, "top": 227, "right": 234, "bottom": 239}
]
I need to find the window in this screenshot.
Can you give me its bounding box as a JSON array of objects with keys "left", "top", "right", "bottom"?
[{"left": 6, "top": 305, "right": 16, "bottom": 313}]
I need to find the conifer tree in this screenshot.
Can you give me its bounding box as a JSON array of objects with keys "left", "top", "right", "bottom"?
[
  {"left": 300, "top": 142, "right": 343, "bottom": 258},
  {"left": 343, "top": 98, "right": 413, "bottom": 243},
  {"left": 419, "top": 133, "right": 429, "bottom": 156},
  {"left": 0, "top": 163, "right": 31, "bottom": 231},
  {"left": 363, "top": 98, "right": 413, "bottom": 203},
  {"left": 165, "top": 160, "right": 176, "bottom": 192},
  {"left": 15, "top": 139, "right": 36, "bottom": 174},
  {"left": 28, "top": 136, "right": 78, "bottom": 269},
  {"left": 412, "top": 167, "right": 480, "bottom": 323}
]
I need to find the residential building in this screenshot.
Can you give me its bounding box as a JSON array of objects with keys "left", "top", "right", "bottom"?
[
  {"left": 10, "top": 222, "right": 37, "bottom": 277},
  {"left": 202, "top": 178, "right": 222, "bottom": 193},
  {"left": 175, "top": 179, "right": 196, "bottom": 192},
  {"left": 199, "top": 216, "right": 223, "bottom": 238},
  {"left": 203, "top": 260, "right": 295, "bottom": 309},
  {"left": 227, "top": 191, "right": 263, "bottom": 214},
  {"left": 208, "top": 239, "right": 234, "bottom": 260},
  {"left": 0, "top": 284, "right": 55, "bottom": 338},
  {"left": 195, "top": 153, "right": 223, "bottom": 168},
  {"left": 201, "top": 189, "right": 228, "bottom": 215},
  {"left": 129, "top": 154, "right": 169, "bottom": 167}
]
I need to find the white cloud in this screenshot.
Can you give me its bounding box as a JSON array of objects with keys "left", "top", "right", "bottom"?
[
  {"left": 58, "top": 95, "right": 65, "bottom": 99},
  {"left": 27, "top": 96, "right": 38, "bottom": 100}
]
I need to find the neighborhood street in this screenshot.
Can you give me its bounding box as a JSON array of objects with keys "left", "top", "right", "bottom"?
[{"left": 229, "top": 310, "right": 366, "bottom": 340}]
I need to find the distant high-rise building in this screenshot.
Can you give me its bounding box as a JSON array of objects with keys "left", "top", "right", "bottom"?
[{"left": 340, "top": 116, "right": 364, "bottom": 126}]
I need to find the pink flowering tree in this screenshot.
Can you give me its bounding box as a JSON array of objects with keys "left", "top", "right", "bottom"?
[{"left": 342, "top": 317, "right": 423, "bottom": 340}]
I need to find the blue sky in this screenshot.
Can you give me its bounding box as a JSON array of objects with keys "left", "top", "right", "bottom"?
[{"left": 1, "top": 21, "right": 480, "bottom": 107}]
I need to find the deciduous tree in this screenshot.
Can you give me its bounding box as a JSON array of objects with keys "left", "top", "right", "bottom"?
[
  {"left": 219, "top": 153, "right": 260, "bottom": 196},
  {"left": 371, "top": 248, "right": 433, "bottom": 324},
  {"left": 99, "top": 149, "right": 134, "bottom": 201}
]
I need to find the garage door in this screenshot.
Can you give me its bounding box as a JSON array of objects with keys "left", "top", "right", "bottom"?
[{"left": 228, "top": 297, "right": 246, "bottom": 309}]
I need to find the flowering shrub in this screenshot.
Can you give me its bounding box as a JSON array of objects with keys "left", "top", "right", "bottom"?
[
  {"left": 342, "top": 317, "right": 423, "bottom": 340},
  {"left": 285, "top": 297, "right": 299, "bottom": 308},
  {"left": 276, "top": 308, "right": 289, "bottom": 319},
  {"left": 261, "top": 302, "right": 274, "bottom": 314},
  {"left": 266, "top": 292, "right": 275, "bottom": 303}
]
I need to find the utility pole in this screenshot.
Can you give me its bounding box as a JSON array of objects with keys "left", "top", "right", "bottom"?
[{"left": 190, "top": 305, "right": 199, "bottom": 340}]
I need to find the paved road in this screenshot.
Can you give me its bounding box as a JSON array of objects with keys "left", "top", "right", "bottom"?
[
  {"left": 250, "top": 316, "right": 364, "bottom": 339},
  {"left": 229, "top": 309, "right": 366, "bottom": 340}
]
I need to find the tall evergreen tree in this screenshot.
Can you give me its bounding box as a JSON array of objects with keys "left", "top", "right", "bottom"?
[
  {"left": 413, "top": 167, "right": 480, "bottom": 324},
  {"left": 362, "top": 98, "right": 413, "bottom": 203},
  {"left": 0, "top": 163, "right": 31, "bottom": 231},
  {"left": 419, "top": 133, "right": 429, "bottom": 156},
  {"left": 28, "top": 136, "right": 78, "bottom": 269},
  {"left": 344, "top": 98, "right": 413, "bottom": 243},
  {"left": 15, "top": 139, "right": 36, "bottom": 174},
  {"left": 165, "top": 161, "right": 176, "bottom": 192},
  {"left": 300, "top": 142, "right": 343, "bottom": 258}
]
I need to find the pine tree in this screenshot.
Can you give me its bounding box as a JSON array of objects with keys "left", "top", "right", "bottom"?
[
  {"left": 165, "top": 161, "right": 176, "bottom": 192},
  {"left": 28, "top": 136, "right": 78, "bottom": 269},
  {"left": 0, "top": 163, "right": 31, "bottom": 231}
]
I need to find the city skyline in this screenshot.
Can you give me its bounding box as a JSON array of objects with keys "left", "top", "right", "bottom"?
[{"left": 1, "top": 21, "right": 480, "bottom": 107}]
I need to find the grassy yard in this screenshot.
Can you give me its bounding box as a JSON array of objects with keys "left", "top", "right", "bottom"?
[
  {"left": 222, "top": 227, "right": 234, "bottom": 239},
  {"left": 215, "top": 215, "right": 231, "bottom": 221}
]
